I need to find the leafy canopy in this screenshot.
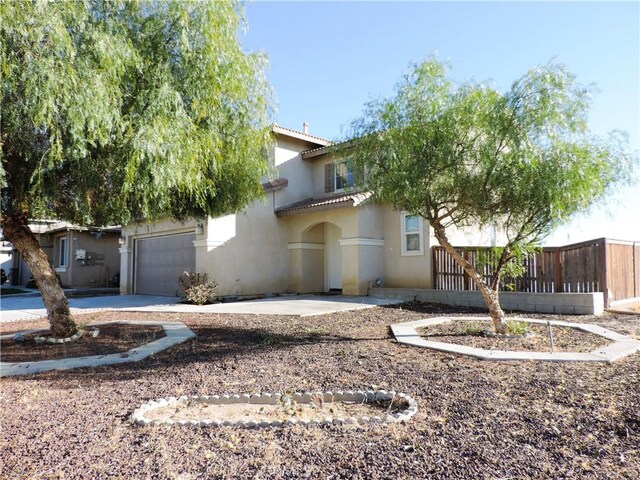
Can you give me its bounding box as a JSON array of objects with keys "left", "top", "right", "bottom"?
[
  {"left": 347, "top": 59, "right": 632, "bottom": 247},
  {"left": 1, "top": 0, "right": 273, "bottom": 225}
]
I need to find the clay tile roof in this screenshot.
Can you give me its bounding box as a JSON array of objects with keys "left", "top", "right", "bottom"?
[
  {"left": 275, "top": 191, "right": 372, "bottom": 217},
  {"left": 262, "top": 177, "right": 289, "bottom": 191},
  {"left": 301, "top": 138, "right": 354, "bottom": 160}
]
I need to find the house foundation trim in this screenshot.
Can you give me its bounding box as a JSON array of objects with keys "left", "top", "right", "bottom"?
[
  {"left": 193, "top": 240, "right": 225, "bottom": 248},
  {"left": 287, "top": 242, "right": 325, "bottom": 250},
  {"left": 339, "top": 238, "right": 384, "bottom": 247}
]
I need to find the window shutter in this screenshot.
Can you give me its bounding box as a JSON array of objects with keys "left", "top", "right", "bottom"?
[{"left": 325, "top": 163, "right": 335, "bottom": 193}]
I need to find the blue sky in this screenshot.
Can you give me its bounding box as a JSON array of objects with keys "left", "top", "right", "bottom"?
[{"left": 241, "top": 1, "right": 640, "bottom": 244}]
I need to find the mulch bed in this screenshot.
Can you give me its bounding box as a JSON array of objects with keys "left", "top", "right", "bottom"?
[
  {"left": 0, "top": 323, "right": 165, "bottom": 363},
  {"left": 1, "top": 302, "right": 639, "bottom": 479},
  {"left": 418, "top": 319, "right": 607, "bottom": 352}
]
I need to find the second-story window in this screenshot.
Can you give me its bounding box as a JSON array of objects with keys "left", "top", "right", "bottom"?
[{"left": 334, "top": 160, "right": 354, "bottom": 192}]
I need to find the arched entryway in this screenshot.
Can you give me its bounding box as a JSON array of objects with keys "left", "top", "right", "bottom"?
[{"left": 291, "top": 222, "right": 343, "bottom": 293}]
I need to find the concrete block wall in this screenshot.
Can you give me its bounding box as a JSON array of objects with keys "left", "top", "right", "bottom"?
[{"left": 369, "top": 288, "right": 604, "bottom": 315}]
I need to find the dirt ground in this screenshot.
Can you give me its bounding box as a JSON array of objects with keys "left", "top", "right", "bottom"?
[
  {"left": 1, "top": 302, "right": 639, "bottom": 479},
  {"left": 144, "top": 397, "right": 407, "bottom": 424},
  {"left": 1, "top": 323, "right": 164, "bottom": 363}
]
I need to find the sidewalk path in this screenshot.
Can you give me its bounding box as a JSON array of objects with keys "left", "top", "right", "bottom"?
[{"left": 1, "top": 294, "right": 399, "bottom": 323}]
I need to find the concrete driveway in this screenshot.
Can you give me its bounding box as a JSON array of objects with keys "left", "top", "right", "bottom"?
[{"left": 0, "top": 294, "right": 399, "bottom": 323}]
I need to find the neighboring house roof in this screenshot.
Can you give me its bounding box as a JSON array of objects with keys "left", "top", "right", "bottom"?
[
  {"left": 31, "top": 221, "right": 121, "bottom": 235},
  {"left": 272, "top": 124, "right": 332, "bottom": 147},
  {"left": 275, "top": 191, "right": 372, "bottom": 217}
]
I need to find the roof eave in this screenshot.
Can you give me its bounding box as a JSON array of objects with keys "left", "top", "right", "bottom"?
[
  {"left": 276, "top": 200, "right": 356, "bottom": 218},
  {"left": 271, "top": 125, "right": 332, "bottom": 147}
]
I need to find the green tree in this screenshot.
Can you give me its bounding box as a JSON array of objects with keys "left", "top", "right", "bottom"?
[
  {"left": 347, "top": 59, "right": 632, "bottom": 333},
  {"left": 1, "top": 0, "right": 273, "bottom": 337}
]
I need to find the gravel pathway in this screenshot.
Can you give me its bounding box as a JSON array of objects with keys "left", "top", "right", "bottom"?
[{"left": 1, "top": 302, "right": 639, "bottom": 479}]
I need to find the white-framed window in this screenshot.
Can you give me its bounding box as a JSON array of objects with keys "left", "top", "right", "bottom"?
[
  {"left": 401, "top": 213, "right": 424, "bottom": 256},
  {"left": 334, "top": 160, "right": 355, "bottom": 192},
  {"left": 58, "top": 237, "right": 68, "bottom": 267}
]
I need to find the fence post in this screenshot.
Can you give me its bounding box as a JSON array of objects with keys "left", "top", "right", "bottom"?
[
  {"left": 463, "top": 250, "right": 471, "bottom": 291},
  {"left": 432, "top": 247, "right": 437, "bottom": 289},
  {"left": 554, "top": 249, "right": 563, "bottom": 293},
  {"left": 598, "top": 239, "right": 609, "bottom": 307}
]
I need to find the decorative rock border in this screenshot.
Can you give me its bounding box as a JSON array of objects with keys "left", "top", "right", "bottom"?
[
  {"left": 390, "top": 316, "right": 640, "bottom": 363},
  {"left": 131, "top": 390, "right": 418, "bottom": 428},
  {"left": 33, "top": 328, "right": 97, "bottom": 344},
  {"left": 0, "top": 321, "right": 195, "bottom": 377}
]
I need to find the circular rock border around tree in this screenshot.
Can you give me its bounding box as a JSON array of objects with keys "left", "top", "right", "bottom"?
[
  {"left": 0, "top": 320, "right": 195, "bottom": 377},
  {"left": 390, "top": 316, "right": 640, "bottom": 362},
  {"left": 131, "top": 390, "right": 418, "bottom": 428}
]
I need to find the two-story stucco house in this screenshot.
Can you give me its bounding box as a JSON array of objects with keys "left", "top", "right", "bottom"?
[{"left": 119, "top": 125, "right": 496, "bottom": 297}]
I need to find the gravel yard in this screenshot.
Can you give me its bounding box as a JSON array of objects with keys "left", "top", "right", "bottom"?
[
  {"left": 1, "top": 323, "right": 165, "bottom": 363},
  {"left": 1, "top": 302, "right": 639, "bottom": 479}
]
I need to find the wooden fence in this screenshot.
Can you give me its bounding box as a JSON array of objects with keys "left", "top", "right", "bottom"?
[{"left": 432, "top": 238, "right": 640, "bottom": 307}]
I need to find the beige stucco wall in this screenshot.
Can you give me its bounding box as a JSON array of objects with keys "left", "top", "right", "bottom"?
[
  {"left": 66, "top": 231, "right": 120, "bottom": 287},
  {"left": 272, "top": 135, "right": 317, "bottom": 207},
  {"left": 380, "top": 206, "right": 432, "bottom": 289},
  {"left": 197, "top": 199, "right": 290, "bottom": 297}
]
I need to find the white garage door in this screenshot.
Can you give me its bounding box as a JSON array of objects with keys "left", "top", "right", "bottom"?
[{"left": 135, "top": 233, "right": 195, "bottom": 296}]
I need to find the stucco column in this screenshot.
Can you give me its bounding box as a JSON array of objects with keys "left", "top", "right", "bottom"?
[
  {"left": 339, "top": 238, "right": 384, "bottom": 295},
  {"left": 118, "top": 243, "right": 133, "bottom": 294}
]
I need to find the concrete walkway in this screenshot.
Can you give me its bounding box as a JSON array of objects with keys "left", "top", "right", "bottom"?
[
  {"left": 0, "top": 320, "right": 196, "bottom": 377},
  {"left": 1, "top": 294, "right": 399, "bottom": 323}
]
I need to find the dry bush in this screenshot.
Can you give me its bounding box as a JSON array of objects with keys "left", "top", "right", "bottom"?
[{"left": 178, "top": 271, "right": 218, "bottom": 305}]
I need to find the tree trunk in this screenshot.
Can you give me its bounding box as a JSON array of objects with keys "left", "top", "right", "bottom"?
[
  {"left": 1, "top": 214, "right": 78, "bottom": 338},
  {"left": 432, "top": 224, "right": 507, "bottom": 334}
]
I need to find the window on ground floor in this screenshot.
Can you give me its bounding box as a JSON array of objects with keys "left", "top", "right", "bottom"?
[
  {"left": 58, "top": 236, "right": 68, "bottom": 267},
  {"left": 401, "top": 213, "right": 424, "bottom": 256}
]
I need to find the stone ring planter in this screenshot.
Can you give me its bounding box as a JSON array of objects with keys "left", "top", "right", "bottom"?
[
  {"left": 391, "top": 316, "right": 640, "bottom": 362},
  {"left": 131, "top": 390, "right": 418, "bottom": 428}
]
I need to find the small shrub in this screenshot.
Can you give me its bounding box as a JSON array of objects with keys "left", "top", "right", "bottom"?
[
  {"left": 306, "top": 326, "right": 329, "bottom": 337},
  {"left": 462, "top": 322, "right": 485, "bottom": 336},
  {"left": 506, "top": 319, "right": 530, "bottom": 336},
  {"left": 259, "top": 333, "right": 284, "bottom": 346},
  {"left": 178, "top": 271, "right": 218, "bottom": 305}
]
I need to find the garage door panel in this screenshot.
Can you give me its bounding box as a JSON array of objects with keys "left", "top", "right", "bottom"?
[{"left": 135, "top": 233, "right": 195, "bottom": 296}]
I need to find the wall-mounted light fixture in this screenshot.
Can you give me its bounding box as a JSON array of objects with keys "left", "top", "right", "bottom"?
[
  {"left": 195, "top": 223, "right": 204, "bottom": 235},
  {"left": 118, "top": 235, "right": 126, "bottom": 246}
]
